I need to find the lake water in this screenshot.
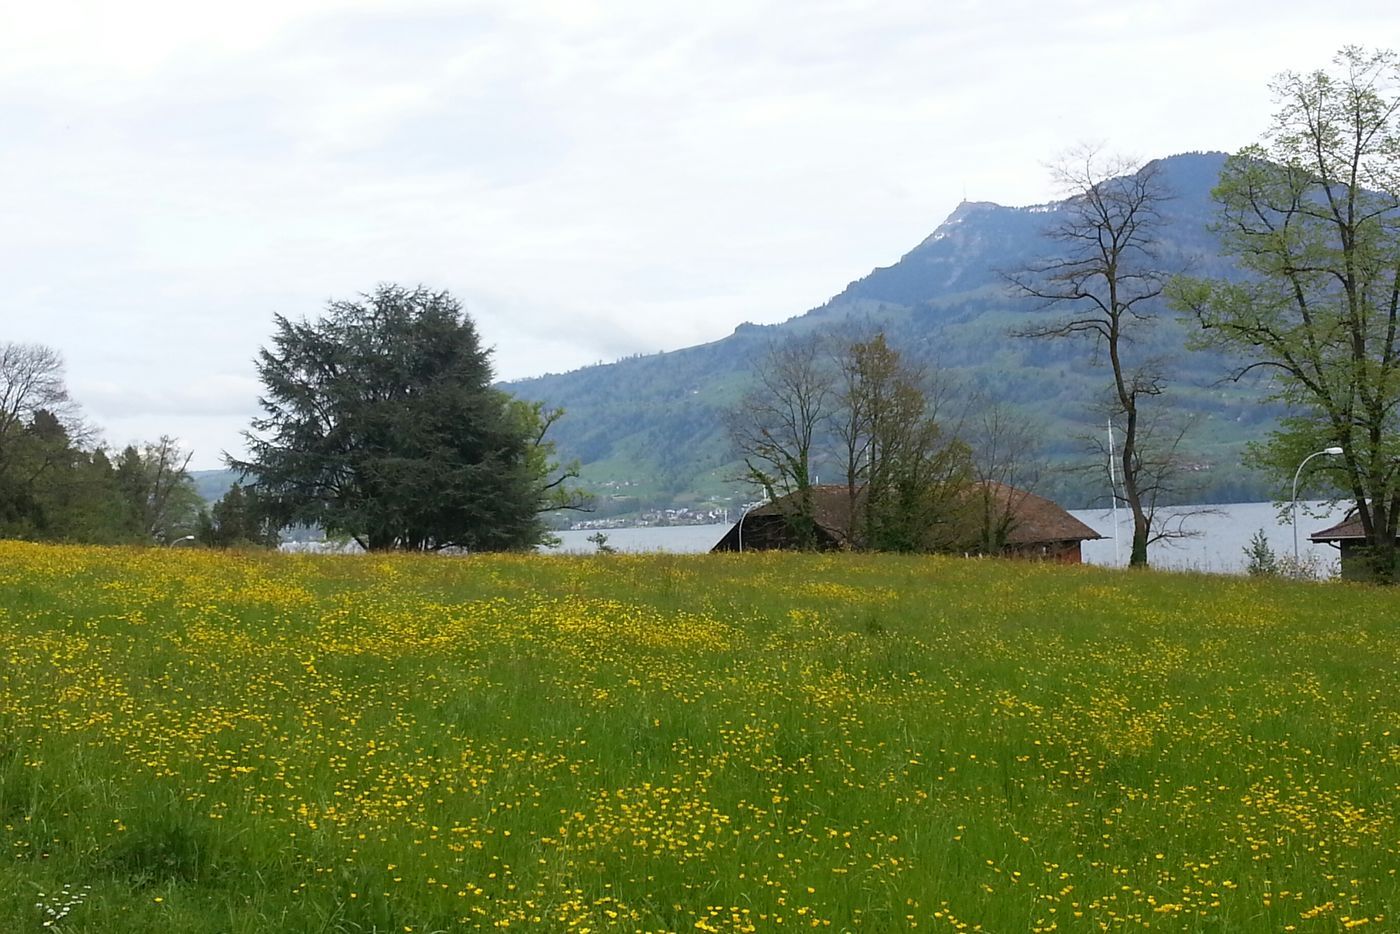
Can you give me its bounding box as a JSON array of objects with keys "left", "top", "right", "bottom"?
[{"left": 544, "top": 501, "right": 1350, "bottom": 576}]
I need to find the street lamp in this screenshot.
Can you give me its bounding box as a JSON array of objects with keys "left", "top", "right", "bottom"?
[
  {"left": 1292, "top": 446, "right": 1344, "bottom": 561},
  {"left": 169, "top": 534, "right": 196, "bottom": 548},
  {"left": 736, "top": 496, "right": 769, "bottom": 553}
]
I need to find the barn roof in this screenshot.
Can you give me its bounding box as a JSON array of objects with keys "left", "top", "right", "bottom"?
[
  {"left": 979, "top": 483, "right": 1103, "bottom": 544},
  {"left": 741, "top": 485, "right": 860, "bottom": 545}
]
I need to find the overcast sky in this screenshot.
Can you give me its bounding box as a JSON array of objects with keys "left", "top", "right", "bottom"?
[{"left": 4, "top": 1, "right": 1397, "bottom": 469}]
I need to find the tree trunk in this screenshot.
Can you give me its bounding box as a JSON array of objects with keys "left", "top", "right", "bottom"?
[
  {"left": 1364, "top": 501, "right": 1399, "bottom": 583},
  {"left": 1130, "top": 510, "right": 1150, "bottom": 568}
]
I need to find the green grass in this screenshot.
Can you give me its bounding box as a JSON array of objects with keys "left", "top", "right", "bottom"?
[{"left": 0, "top": 541, "right": 1396, "bottom": 932}]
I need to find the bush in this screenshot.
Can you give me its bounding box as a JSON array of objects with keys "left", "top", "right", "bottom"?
[{"left": 1243, "top": 528, "right": 1279, "bottom": 577}]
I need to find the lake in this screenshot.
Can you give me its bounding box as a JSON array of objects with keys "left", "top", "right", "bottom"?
[{"left": 544, "top": 501, "right": 1350, "bottom": 576}]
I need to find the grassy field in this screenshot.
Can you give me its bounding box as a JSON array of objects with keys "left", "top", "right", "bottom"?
[{"left": 0, "top": 542, "right": 1397, "bottom": 932}]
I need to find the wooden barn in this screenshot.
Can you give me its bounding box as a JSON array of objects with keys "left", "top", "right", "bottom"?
[{"left": 711, "top": 483, "right": 1101, "bottom": 562}]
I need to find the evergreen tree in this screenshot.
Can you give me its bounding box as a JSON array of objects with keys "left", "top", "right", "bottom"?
[
  {"left": 232, "top": 284, "right": 545, "bottom": 551},
  {"left": 199, "top": 484, "right": 280, "bottom": 548}
]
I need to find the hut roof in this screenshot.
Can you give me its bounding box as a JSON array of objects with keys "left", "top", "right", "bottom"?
[
  {"left": 979, "top": 482, "right": 1103, "bottom": 544},
  {"left": 1310, "top": 515, "right": 1364, "bottom": 542},
  {"left": 742, "top": 485, "right": 860, "bottom": 545},
  {"left": 1305, "top": 507, "right": 1399, "bottom": 543}
]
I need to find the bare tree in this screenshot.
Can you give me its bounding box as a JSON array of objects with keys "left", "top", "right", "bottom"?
[
  {"left": 0, "top": 343, "right": 71, "bottom": 462},
  {"left": 0, "top": 342, "right": 90, "bottom": 499},
  {"left": 727, "top": 335, "right": 832, "bottom": 547},
  {"left": 829, "top": 333, "right": 890, "bottom": 542},
  {"left": 963, "top": 395, "right": 1046, "bottom": 553},
  {"left": 731, "top": 330, "right": 979, "bottom": 552},
  {"left": 1009, "top": 147, "right": 1186, "bottom": 567}
]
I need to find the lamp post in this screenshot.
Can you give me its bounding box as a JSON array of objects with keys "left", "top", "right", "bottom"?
[
  {"left": 1292, "top": 446, "right": 1344, "bottom": 561},
  {"left": 169, "top": 534, "right": 196, "bottom": 548},
  {"left": 736, "top": 496, "right": 771, "bottom": 553}
]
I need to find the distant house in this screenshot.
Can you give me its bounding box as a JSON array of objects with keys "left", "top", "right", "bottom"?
[
  {"left": 710, "top": 483, "right": 1101, "bottom": 562},
  {"left": 1310, "top": 511, "right": 1400, "bottom": 581}
]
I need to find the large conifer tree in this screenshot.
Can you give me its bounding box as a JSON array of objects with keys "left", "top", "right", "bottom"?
[{"left": 233, "top": 284, "right": 542, "bottom": 551}]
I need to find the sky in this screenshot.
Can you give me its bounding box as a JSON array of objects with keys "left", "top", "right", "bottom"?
[{"left": 4, "top": 1, "right": 1398, "bottom": 469}]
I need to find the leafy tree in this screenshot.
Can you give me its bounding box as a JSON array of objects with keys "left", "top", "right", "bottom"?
[
  {"left": 197, "top": 484, "right": 280, "bottom": 548},
  {"left": 38, "top": 449, "right": 112, "bottom": 543},
  {"left": 0, "top": 341, "right": 212, "bottom": 545},
  {"left": 1010, "top": 147, "right": 1190, "bottom": 567},
  {"left": 232, "top": 284, "right": 545, "bottom": 552},
  {"left": 1172, "top": 47, "right": 1400, "bottom": 581},
  {"left": 114, "top": 437, "right": 202, "bottom": 543},
  {"left": 0, "top": 409, "right": 73, "bottom": 536},
  {"left": 1243, "top": 529, "right": 1281, "bottom": 577},
  {"left": 507, "top": 399, "right": 594, "bottom": 515},
  {"left": 832, "top": 334, "right": 974, "bottom": 552}
]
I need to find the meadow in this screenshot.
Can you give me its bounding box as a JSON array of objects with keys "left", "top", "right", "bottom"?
[{"left": 0, "top": 542, "right": 1396, "bottom": 932}]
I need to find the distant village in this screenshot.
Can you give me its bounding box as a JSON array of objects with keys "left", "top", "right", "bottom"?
[{"left": 568, "top": 500, "right": 765, "bottom": 531}]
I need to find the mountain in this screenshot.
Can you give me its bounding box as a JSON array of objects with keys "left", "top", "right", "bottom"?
[
  {"left": 191, "top": 468, "right": 240, "bottom": 505},
  {"left": 506, "top": 152, "right": 1277, "bottom": 512}
]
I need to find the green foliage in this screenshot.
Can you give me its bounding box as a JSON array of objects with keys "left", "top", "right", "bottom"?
[
  {"left": 1173, "top": 46, "right": 1400, "bottom": 581},
  {"left": 506, "top": 398, "right": 595, "bottom": 516},
  {"left": 0, "top": 342, "right": 203, "bottom": 545},
  {"left": 233, "top": 284, "right": 549, "bottom": 552},
  {"left": 196, "top": 484, "right": 280, "bottom": 548},
  {"left": 1243, "top": 528, "right": 1280, "bottom": 576},
  {"left": 114, "top": 438, "right": 203, "bottom": 544}
]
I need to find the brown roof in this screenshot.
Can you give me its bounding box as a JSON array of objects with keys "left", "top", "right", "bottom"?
[
  {"left": 979, "top": 482, "right": 1103, "bottom": 544},
  {"left": 734, "top": 482, "right": 1100, "bottom": 546},
  {"left": 743, "top": 485, "right": 860, "bottom": 546},
  {"left": 1311, "top": 515, "right": 1365, "bottom": 542}
]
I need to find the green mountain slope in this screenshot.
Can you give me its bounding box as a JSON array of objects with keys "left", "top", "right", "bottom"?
[{"left": 507, "top": 152, "right": 1277, "bottom": 510}]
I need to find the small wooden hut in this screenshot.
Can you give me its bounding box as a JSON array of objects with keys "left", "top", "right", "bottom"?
[{"left": 1309, "top": 511, "right": 1400, "bottom": 581}]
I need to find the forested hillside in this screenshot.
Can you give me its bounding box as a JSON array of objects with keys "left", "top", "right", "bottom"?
[{"left": 509, "top": 152, "right": 1278, "bottom": 511}]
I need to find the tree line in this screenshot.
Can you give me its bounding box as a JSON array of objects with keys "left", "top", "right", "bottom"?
[
  {"left": 1, "top": 285, "right": 588, "bottom": 551},
  {"left": 728, "top": 330, "right": 1044, "bottom": 555},
  {"left": 0, "top": 342, "right": 235, "bottom": 545}
]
